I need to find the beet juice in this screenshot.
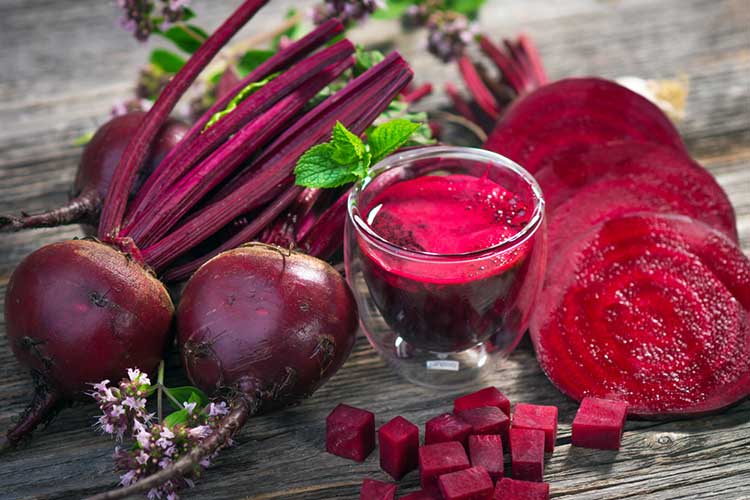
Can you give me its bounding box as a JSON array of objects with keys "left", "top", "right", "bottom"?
[{"left": 345, "top": 147, "right": 546, "bottom": 386}]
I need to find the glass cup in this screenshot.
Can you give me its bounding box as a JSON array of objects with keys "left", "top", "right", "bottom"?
[{"left": 345, "top": 146, "right": 547, "bottom": 388}]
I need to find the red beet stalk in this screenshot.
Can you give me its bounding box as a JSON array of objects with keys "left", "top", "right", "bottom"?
[
  {"left": 298, "top": 189, "right": 350, "bottom": 260},
  {"left": 402, "top": 83, "right": 433, "bottom": 104},
  {"left": 457, "top": 56, "right": 501, "bottom": 121},
  {"left": 98, "top": 0, "right": 268, "bottom": 239},
  {"left": 444, "top": 82, "right": 480, "bottom": 124},
  {"left": 261, "top": 188, "right": 323, "bottom": 247}
]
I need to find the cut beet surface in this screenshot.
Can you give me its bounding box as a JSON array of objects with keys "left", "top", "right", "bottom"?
[
  {"left": 468, "top": 434, "right": 504, "bottom": 481},
  {"left": 572, "top": 397, "right": 628, "bottom": 451},
  {"left": 361, "top": 478, "right": 397, "bottom": 500},
  {"left": 326, "top": 404, "right": 375, "bottom": 462},
  {"left": 509, "top": 428, "right": 545, "bottom": 482},
  {"left": 483, "top": 78, "right": 686, "bottom": 174},
  {"left": 438, "top": 466, "right": 494, "bottom": 500},
  {"left": 511, "top": 404, "right": 558, "bottom": 453},
  {"left": 399, "top": 490, "right": 440, "bottom": 500},
  {"left": 379, "top": 416, "right": 420, "bottom": 480},
  {"left": 425, "top": 413, "right": 472, "bottom": 446},
  {"left": 419, "top": 441, "right": 471, "bottom": 494},
  {"left": 457, "top": 407, "right": 510, "bottom": 446},
  {"left": 454, "top": 387, "right": 511, "bottom": 416},
  {"left": 493, "top": 478, "right": 550, "bottom": 500},
  {"left": 531, "top": 214, "right": 750, "bottom": 418}
]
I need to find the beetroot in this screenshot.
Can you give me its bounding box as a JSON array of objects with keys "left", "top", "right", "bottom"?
[
  {"left": 425, "top": 413, "right": 472, "bottom": 446},
  {"left": 493, "top": 478, "right": 550, "bottom": 500},
  {"left": 0, "top": 113, "right": 186, "bottom": 232},
  {"left": 531, "top": 214, "right": 750, "bottom": 417},
  {"left": 509, "top": 428, "right": 545, "bottom": 482},
  {"left": 3, "top": 239, "right": 173, "bottom": 447},
  {"left": 438, "top": 466, "right": 494, "bottom": 500},
  {"left": 483, "top": 78, "right": 686, "bottom": 174},
  {"left": 361, "top": 478, "right": 397, "bottom": 500},
  {"left": 468, "top": 435, "right": 504, "bottom": 482},
  {"left": 457, "top": 407, "right": 509, "bottom": 437},
  {"left": 454, "top": 387, "right": 511, "bottom": 416},
  {"left": 571, "top": 398, "right": 628, "bottom": 451},
  {"left": 418, "top": 441, "right": 471, "bottom": 493},
  {"left": 399, "top": 491, "right": 440, "bottom": 500},
  {"left": 379, "top": 416, "right": 420, "bottom": 479},
  {"left": 327, "top": 404, "right": 376, "bottom": 462},
  {"left": 511, "top": 404, "right": 558, "bottom": 453}
]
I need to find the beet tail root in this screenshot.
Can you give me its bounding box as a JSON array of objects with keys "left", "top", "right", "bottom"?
[
  {"left": 3, "top": 373, "right": 65, "bottom": 450},
  {"left": 0, "top": 193, "right": 98, "bottom": 233}
]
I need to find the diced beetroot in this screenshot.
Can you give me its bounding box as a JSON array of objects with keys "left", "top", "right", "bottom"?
[
  {"left": 399, "top": 490, "right": 440, "bottom": 500},
  {"left": 511, "top": 404, "right": 558, "bottom": 453},
  {"left": 493, "top": 478, "right": 550, "bottom": 500},
  {"left": 419, "top": 441, "right": 471, "bottom": 494},
  {"left": 454, "top": 387, "right": 511, "bottom": 416},
  {"left": 571, "top": 397, "right": 628, "bottom": 451},
  {"left": 509, "top": 428, "right": 544, "bottom": 482},
  {"left": 425, "top": 413, "right": 472, "bottom": 446},
  {"left": 438, "top": 466, "right": 494, "bottom": 500},
  {"left": 379, "top": 416, "right": 420, "bottom": 480},
  {"left": 360, "top": 478, "right": 397, "bottom": 500},
  {"left": 326, "top": 404, "right": 375, "bottom": 462},
  {"left": 457, "top": 407, "right": 510, "bottom": 446},
  {"left": 468, "top": 435, "right": 504, "bottom": 481}
]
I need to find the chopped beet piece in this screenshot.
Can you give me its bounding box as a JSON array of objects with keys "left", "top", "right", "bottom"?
[
  {"left": 399, "top": 491, "right": 440, "bottom": 500},
  {"left": 419, "top": 441, "right": 471, "bottom": 494},
  {"left": 512, "top": 404, "right": 558, "bottom": 452},
  {"left": 493, "top": 478, "right": 550, "bottom": 500},
  {"left": 379, "top": 416, "right": 420, "bottom": 480},
  {"left": 468, "top": 435, "right": 504, "bottom": 481},
  {"left": 425, "top": 413, "right": 472, "bottom": 446},
  {"left": 360, "top": 478, "right": 397, "bottom": 500},
  {"left": 457, "top": 407, "right": 510, "bottom": 444},
  {"left": 438, "top": 466, "right": 494, "bottom": 500},
  {"left": 509, "top": 428, "right": 545, "bottom": 482},
  {"left": 454, "top": 387, "right": 511, "bottom": 416},
  {"left": 326, "top": 404, "right": 375, "bottom": 462},
  {"left": 572, "top": 397, "right": 628, "bottom": 450}
]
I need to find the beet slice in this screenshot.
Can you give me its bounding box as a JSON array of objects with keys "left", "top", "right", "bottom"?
[
  {"left": 509, "top": 428, "right": 545, "bottom": 482},
  {"left": 493, "top": 478, "right": 550, "bottom": 500},
  {"left": 535, "top": 141, "right": 737, "bottom": 240},
  {"left": 361, "top": 478, "right": 397, "bottom": 500},
  {"left": 456, "top": 407, "right": 510, "bottom": 446},
  {"left": 454, "top": 387, "right": 511, "bottom": 416},
  {"left": 571, "top": 397, "right": 628, "bottom": 450},
  {"left": 531, "top": 214, "right": 750, "bottom": 418},
  {"left": 468, "top": 435, "right": 504, "bottom": 481},
  {"left": 438, "top": 466, "right": 494, "bottom": 500},
  {"left": 425, "top": 413, "right": 472, "bottom": 446},
  {"left": 326, "top": 404, "right": 376, "bottom": 462},
  {"left": 379, "top": 416, "right": 420, "bottom": 480},
  {"left": 511, "top": 404, "right": 558, "bottom": 453},
  {"left": 483, "top": 78, "right": 686, "bottom": 174},
  {"left": 418, "top": 442, "right": 471, "bottom": 494}
]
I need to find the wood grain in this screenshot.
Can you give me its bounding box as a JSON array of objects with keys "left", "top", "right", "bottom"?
[{"left": 1, "top": 0, "right": 749, "bottom": 499}]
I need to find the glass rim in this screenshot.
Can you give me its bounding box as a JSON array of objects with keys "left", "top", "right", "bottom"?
[{"left": 347, "top": 145, "right": 545, "bottom": 261}]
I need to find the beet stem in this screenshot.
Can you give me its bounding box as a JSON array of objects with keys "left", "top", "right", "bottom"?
[
  {"left": 478, "top": 35, "right": 526, "bottom": 95},
  {"left": 0, "top": 192, "right": 97, "bottom": 232},
  {"left": 298, "top": 189, "right": 350, "bottom": 260},
  {"left": 4, "top": 377, "right": 62, "bottom": 449},
  {"left": 97, "top": 0, "right": 268, "bottom": 239},
  {"left": 444, "top": 83, "right": 481, "bottom": 125},
  {"left": 458, "top": 56, "right": 501, "bottom": 121},
  {"left": 518, "top": 34, "right": 548, "bottom": 87},
  {"left": 401, "top": 83, "right": 433, "bottom": 104}
]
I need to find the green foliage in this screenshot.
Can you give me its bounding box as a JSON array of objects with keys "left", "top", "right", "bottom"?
[
  {"left": 149, "top": 48, "right": 186, "bottom": 73},
  {"left": 236, "top": 49, "right": 276, "bottom": 77},
  {"left": 203, "top": 73, "right": 278, "bottom": 131},
  {"left": 160, "top": 24, "right": 209, "bottom": 54},
  {"left": 354, "top": 46, "right": 385, "bottom": 76}
]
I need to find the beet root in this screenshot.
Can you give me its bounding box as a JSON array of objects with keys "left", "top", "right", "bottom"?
[
  {"left": 3, "top": 239, "right": 174, "bottom": 447},
  {"left": 0, "top": 112, "right": 187, "bottom": 233}
]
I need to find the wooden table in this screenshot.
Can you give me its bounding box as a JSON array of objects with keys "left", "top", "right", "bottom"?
[{"left": 1, "top": 1, "right": 749, "bottom": 498}]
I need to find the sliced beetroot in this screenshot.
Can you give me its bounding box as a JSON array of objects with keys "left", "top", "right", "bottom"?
[
  {"left": 379, "top": 416, "right": 420, "bottom": 480},
  {"left": 571, "top": 397, "right": 628, "bottom": 451},
  {"left": 454, "top": 387, "right": 511, "bottom": 416},
  {"left": 468, "top": 435, "right": 504, "bottom": 481},
  {"left": 493, "top": 478, "right": 550, "bottom": 500},
  {"left": 361, "top": 478, "right": 397, "bottom": 500},
  {"left": 511, "top": 404, "right": 558, "bottom": 453},
  {"left": 456, "top": 407, "right": 510, "bottom": 445},
  {"left": 536, "top": 141, "right": 737, "bottom": 241},
  {"left": 483, "top": 78, "right": 686, "bottom": 174},
  {"left": 509, "top": 428, "right": 545, "bottom": 482},
  {"left": 531, "top": 214, "right": 750, "bottom": 418},
  {"left": 399, "top": 490, "right": 440, "bottom": 500},
  {"left": 438, "top": 466, "right": 494, "bottom": 500},
  {"left": 418, "top": 441, "right": 471, "bottom": 493},
  {"left": 425, "top": 413, "right": 472, "bottom": 446},
  {"left": 326, "top": 404, "right": 376, "bottom": 462}
]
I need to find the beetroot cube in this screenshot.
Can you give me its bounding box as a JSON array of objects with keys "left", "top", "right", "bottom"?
[
  {"left": 493, "top": 478, "right": 550, "bottom": 500},
  {"left": 509, "top": 428, "right": 545, "bottom": 482},
  {"left": 571, "top": 397, "right": 628, "bottom": 450},
  {"left": 425, "top": 413, "right": 472, "bottom": 446},
  {"left": 454, "top": 387, "right": 511, "bottom": 416},
  {"left": 379, "top": 416, "right": 420, "bottom": 479},
  {"left": 512, "top": 403, "right": 558, "bottom": 452},
  {"left": 419, "top": 441, "right": 470, "bottom": 493},
  {"left": 360, "top": 478, "right": 397, "bottom": 500},
  {"left": 326, "top": 404, "right": 375, "bottom": 462},
  {"left": 399, "top": 491, "right": 440, "bottom": 500},
  {"left": 438, "top": 466, "right": 494, "bottom": 500},
  {"left": 468, "top": 435, "right": 504, "bottom": 481},
  {"left": 457, "top": 407, "right": 510, "bottom": 444}
]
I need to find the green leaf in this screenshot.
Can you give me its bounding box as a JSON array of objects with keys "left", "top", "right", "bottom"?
[
  {"left": 445, "top": 0, "right": 487, "bottom": 19},
  {"left": 331, "top": 121, "right": 366, "bottom": 164},
  {"left": 203, "top": 73, "right": 277, "bottom": 131},
  {"left": 163, "top": 408, "right": 189, "bottom": 428},
  {"left": 368, "top": 119, "right": 422, "bottom": 164},
  {"left": 161, "top": 24, "right": 208, "bottom": 54},
  {"left": 354, "top": 46, "right": 385, "bottom": 76},
  {"left": 164, "top": 386, "right": 210, "bottom": 409},
  {"left": 149, "top": 48, "right": 186, "bottom": 74},
  {"left": 294, "top": 144, "right": 360, "bottom": 188},
  {"left": 372, "top": 0, "right": 412, "bottom": 20},
  {"left": 181, "top": 7, "right": 196, "bottom": 21},
  {"left": 236, "top": 49, "right": 276, "bottom": 77},
  {"left": 72, "top": 131, "right": 93, "bottom": 146}
]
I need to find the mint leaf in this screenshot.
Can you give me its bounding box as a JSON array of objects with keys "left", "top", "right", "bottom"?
[
  {"left": 149, "top": 48, "right": 186, "bottom": 74},
  {"left": 73, "top": 131, "right": 94, "bottom": 146},
  {"left": 295, "top": 144, "right": 360, "bottom": 188},
  {"left": 446, "top": 0, "right": 487, "bottom": 19},
  {"left": 161, "top": 24, "right": 208, "bottom": 54},
  {"left": 203, "top": 73, "right": 277, "bottom": 131},
  {"left": 181, "top": 7, "right": 196, "bottom": 21},
  {"left": 163, "top": 386, "right": 210, "bottom": 409},
  {"left": 372, "top": 0, "right": 411, "bottom": 20},
  {"left": 354, "top": 46, "right": 385, "bottom": 76},
  {"left": 163, "top": 408, "right": 188, "bottom": 429},
  {"left": 237, "top": 49, "right": 275, "bottom": 77},
  {"left": 331, "top": 121, "right": 366, "bottom": 164},
  {"left": 369, "top": 119, "right": 421, "bottom": 164}
]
